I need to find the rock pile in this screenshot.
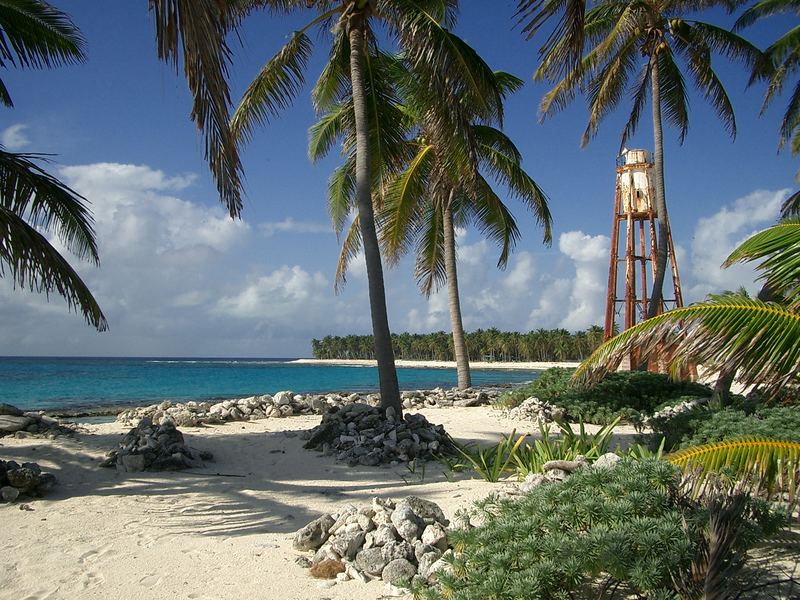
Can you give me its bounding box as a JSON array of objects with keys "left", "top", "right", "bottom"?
[
  {"left": 115, "top": 388, "right": 500, "bottom": 428},
  {"left": 504, "top": 396, "right": 565, "bottom": 423},
  {"left": 0, "top": 460, "right": 57, "bottom": 503},
  {"left": 100, "top": 417, "right": 212, "bottom": 472},
  {"left": 293, "top": 496, "right": 453, "bottom": 593},
  {"left": 300, "top": 403, "right": 453, "bottom": 466},
  {"left": 0, "top": 403, "right": 76, "bottom": 439}
]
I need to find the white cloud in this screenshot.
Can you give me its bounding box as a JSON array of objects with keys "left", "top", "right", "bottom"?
[
  {"left": 215, "top": 266, "right": 328, "bottom": 321},
  {"left": 686, "top": 189, "right": 787, "bottom": 300},
  {"left": 260, "top": 217, "right": 333, "bottom": 237},
  {"left": 1, "top": 124, "right": 30, "bottom": 149},
  {"left": 555, "top": 231, "right": 609, "bottom": 329}
]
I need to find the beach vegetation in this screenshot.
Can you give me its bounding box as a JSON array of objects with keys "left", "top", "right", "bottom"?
[
  {"left": 512, "top": 416, "right": 620, "bottom": 478},
  {"left": 496, "top": 367, "right": 711, "bottom": 425},
  {"left": 451, "top": 430, "right": 527, "bottom": 483},
  {"left": 533, "top": 0, "right": 765, "bottom": 322},
  {"left": 414, "top": 459, "right": 785, "bottom": 600},
  {"left": 312, "top": 326, "right": 605, "bottom": 362},
  {"left": 149, "top": 1, "right": 513, "bottom": 414},
  {"left": 0, "top": 0, "right": 106, "bottom": 330},
  {"left": 668, "top": 438, "right": 800, "bottom": 510}
]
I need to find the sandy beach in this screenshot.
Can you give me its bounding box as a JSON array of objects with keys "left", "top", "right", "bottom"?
[
  {"left": 290, "top": 358, "right": 582, "bottom": 371},
  {"left": 0, "top": 406, "right": 639, "bottom": 600}
]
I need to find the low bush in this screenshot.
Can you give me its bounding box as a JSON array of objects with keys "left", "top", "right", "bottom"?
[
  {"left": 648, "top": 405, "right": 800, "bottom": 451},
  {"left": 414, "top": 460, "right": 783, "bottom": 600},
  {"left": 497, "top": 367, "right": 712, "bottom": 424}
]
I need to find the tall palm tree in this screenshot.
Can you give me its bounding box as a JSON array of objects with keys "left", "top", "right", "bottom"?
[
  {"left": 149, "top": 0, "right": 504, "bottom": 414},
  {"left": 735, "top": 0, "right": 800, "bottom": 153},
  {"left": 575, "top": 217, "right": 800, "bottom": 397},
  {"left": 537, "top": 0, "right": 763, "bottom": 320},
  {"left": 0, "top": 1, "right": 106, "bottom": 330},
  {"left": 314, "top": 59, "right": 551, "bottom": 389}
]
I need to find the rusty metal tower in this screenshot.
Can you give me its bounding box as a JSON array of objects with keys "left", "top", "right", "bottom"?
[{"left": 604, "top": 149, "right": 684, "bottom": 341}]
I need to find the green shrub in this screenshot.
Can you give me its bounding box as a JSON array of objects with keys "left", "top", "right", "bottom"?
[
  {"left": 414, "top": 460, "right": 782, "bottom": 600},
  {"left": 512, "top": 417, "right": 620, "bottom": 477},
  {"left": 497, "top": 367, "right": 712, "bottom": 424},
  {"left": 648, "top": 406, "right": 800, "bottom": 451}
]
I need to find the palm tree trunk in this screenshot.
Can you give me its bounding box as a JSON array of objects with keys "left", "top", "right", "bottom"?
[
  {"left": 646, "top": 55, "right": 671, "bottom": 320},
  {"left": 442, "top": 199, "right": 471, "bottom": 389},
  {"left": 348, "top": 10, "right": 401, "bottom": 415}
]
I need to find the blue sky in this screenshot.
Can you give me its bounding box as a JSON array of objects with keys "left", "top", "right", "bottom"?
[{"left": 0, "top": 2, "right": 795, "bottom": 357}]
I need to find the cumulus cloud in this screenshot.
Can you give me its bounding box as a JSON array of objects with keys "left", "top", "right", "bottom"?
[
  {"left": 260, "top": 217, "right": 333, "bottom": 237},
  {"left": 556, "top": 232, "right": 609, "bottom": 329},
  {"left": 1, "top": 123, "right": 30, "bottom": 149},
  {"left": 686, "top": 189, "right": 787, "bottom": 300}
]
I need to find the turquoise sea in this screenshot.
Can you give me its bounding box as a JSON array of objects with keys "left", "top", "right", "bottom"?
[{"left": 0, "top": 357, "right": 540, "bottom": 412}]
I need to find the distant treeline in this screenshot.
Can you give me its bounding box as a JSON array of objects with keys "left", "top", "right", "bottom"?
[{"left": 311, "top": 327, "right": 605, "bottom": 362}]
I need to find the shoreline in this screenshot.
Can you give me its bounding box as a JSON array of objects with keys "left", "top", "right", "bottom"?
[{"left": 290, "top": 358, "right": 581, "bottom": 370}]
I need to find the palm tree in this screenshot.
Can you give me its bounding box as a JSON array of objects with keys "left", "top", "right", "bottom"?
[
  {"left": 149, "top": 1, "right": 505, "bottom": 414},
  {"left": 0, "top": 1, "right": 106, "bottom": 330},
  {"left": 318, "top": 66, "right": 551, "bottom": 389},
  {"left": 536, "top": 0, "right": 763, "bottom": 320},
  {"left": 575, "top": 217, "right": 800, "bottom": 398},
  {"left": 735, "top": 0, "right": 800, "bottom": 154}
]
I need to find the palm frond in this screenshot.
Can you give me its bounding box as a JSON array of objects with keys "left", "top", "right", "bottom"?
[
  {"left": 669, "top": 438, "right": 800, "bottom": 503},
  {"left": 312, "top": 28, "right": 349, "bottom": 113},
  {"left": 656, "top": 48, "right": 690, "bottom": 144},
  {"left": 0, "top": 0, "right": 86, "bottom": 106},
  {"left": 334, "top": 214, "right": 361, "bottom": 293},
  {"left": 0, "top": 149, "right": 98, "bottom": 263},
  {"left": 574, "top": 292, "right": 800, "bottom": 396},
  {"left": 380, "top": 144, "right": 433, "bottom": 263},
  {"left": 0, "top": 205, "right": 106, "bottom": 330},
  {"left": 149, "top": 0, "right": 244, "bottom": 216},
  {"left": 620, "top": 64, "right": 650, "bottom": 150},
  {"left": 516, "top": 0, "right": 588, "bottom": 78},
  {"left": 724, "top": 218, "right": 800, "bottom": 305},
  {"left": 231, "top": 30, "right": 313, "bottom": 144},
  {"left": 469, "top": 175, "right": 521, "bottom": 268},
  {"left": 308, "top": 100, "right": 347, "bottom": 162},
  {"left": 781, "top": 189, "right": 800, "bottom": 217},
  {"left": 414, "top": 201, "right": 446, "bottom": 296},
  {"left": 327, "top": 159, "right": 355, "bottom": 237},
  {"left": 734, "top": 0, "right": 799, "bottom": 31}
]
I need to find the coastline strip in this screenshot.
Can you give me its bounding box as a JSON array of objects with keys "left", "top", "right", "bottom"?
[{"left": 289, "top": 358, "right": 581, "bottom": 370}]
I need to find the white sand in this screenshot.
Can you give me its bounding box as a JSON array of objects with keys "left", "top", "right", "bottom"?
[
  {"left": 290, "top": 358, "right": 581, "bottom": 370},
  {"left": 0, "top": 407, "right": 639, "bottom": 600}
]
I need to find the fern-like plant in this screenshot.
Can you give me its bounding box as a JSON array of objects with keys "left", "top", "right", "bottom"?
[
  {"left": 451, "top": 430, "right": 527, "bottom": 482},
  {"left": 668, "top": 438, "right": 800, "bottom": 509}
]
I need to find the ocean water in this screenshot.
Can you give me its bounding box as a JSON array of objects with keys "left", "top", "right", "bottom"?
[{"left": 0, "top": 357, "right": 540, "bottom": 412}]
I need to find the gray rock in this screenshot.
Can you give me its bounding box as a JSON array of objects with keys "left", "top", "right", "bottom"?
[
  {"left": 0, "top": 415, "right": 34, "bottom": 433},
  {"left": 421, "top": 523, "right": 448, "bottom": 551},
  {"left": 593, "top": 452, "right": 622, "bottom": 470},
  {"left": 381, "top": 540, "right": 414, "bottom": 563},
  {"left": 1, "top": 485, "right": 19, "bottom": 502},
  {"left": 7, "top": 467, "right": 40, "bottom": 492},
  {"left": 0, "top": 404, "right": 23, "bottom": 416},
  {"left": 390, "top": 505, "right": 423, "bottom": 542},
  {"left": 417, "top": 551, "right": 441, "bottom": 578},
  {"left": 397, "top": 496, "right": 449, "bottom": 526},
  {"left": 372, "top": 523, "right": 398, "bottom": 547},
  {"left": 355, "top": 547, "right": 388, "bottom": 576},
  {"left": 293, "top": 513, "right": 336, "bottom": 551},
  {"left": 330, "top": 530, "right": 365, "bottom": 561},
  {"left": 36, "top": 473, "right": 57, "bottom": 493},
  {"left": 381, "top": 558, "right": 417, "bottom": 586},
  {"left": 118, "top": 454, "right": 146, "bottom": 472}
]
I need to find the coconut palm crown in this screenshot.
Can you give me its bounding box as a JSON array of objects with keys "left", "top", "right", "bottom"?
[{"left": 536, "top": 0, "right": 764, "bottom": 320}]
